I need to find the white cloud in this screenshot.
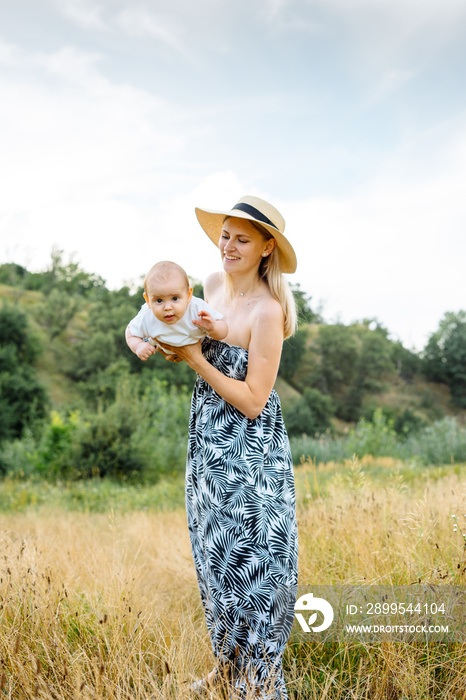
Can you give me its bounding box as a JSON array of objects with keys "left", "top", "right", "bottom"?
[
  {"left": 303, "top": 0, "right": 466, "bottom": 32},
  {"left": 51, "top": 0, "right": 107, "bottom": 30},
  {"left": 261, "top": 0, "right": 466, "bottom": 80},
  {"left": 45, "top": 0, "right": 466, "bottom": 62},
  {"left": 0, "top": 40, "right": 206, "bottom": 280},
  {"left": 115, "top": 7, "right": 185, "bottom": 53},
  {"left": 0, "top": 43, "right": 186, "bottom": 206},
  {"left": 285, "top": 119, "right": 466, "bottom": 349},
  {"left": 0, "top": 38, "right": 20, "bottom": 66},
  {"left": 0, "top": 37, "right": 250, "bottom": 291},
  {"left": 33, "top": 45, "right": 106, "bottom": 88},
  {"left": 363, "top": 69, "right": 416, "bottom": 107}
]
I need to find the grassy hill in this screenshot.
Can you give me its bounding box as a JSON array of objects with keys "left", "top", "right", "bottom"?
[
  {"left": 0, "top": 276, "right": 466, "bottom": 434},
  {"left": 1, "top": 283, "right": 85, "bottom": 407},
  {"left": 277, "top": 318, "right": 466, "bottom": 437}
]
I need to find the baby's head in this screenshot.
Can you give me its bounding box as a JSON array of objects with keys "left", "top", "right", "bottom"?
[{"left": 143, "top": 261, "right": 193, "bottom": 325}]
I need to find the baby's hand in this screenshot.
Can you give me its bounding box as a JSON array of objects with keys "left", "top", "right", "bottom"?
[
  {"left": 136, "top": 340, "right": 156, "bottom": 361},
  {"left": 192, "top": 310, "right": 216, "bottom": 333}
]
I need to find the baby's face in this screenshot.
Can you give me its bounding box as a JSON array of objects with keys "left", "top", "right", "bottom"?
[{"left": 144, "top": 274, "right": 192, "bottom": 325}]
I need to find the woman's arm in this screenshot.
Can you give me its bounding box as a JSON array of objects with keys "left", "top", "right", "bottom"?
[{"left": 163, "top": 300, "right": 284, "bottom": 420}]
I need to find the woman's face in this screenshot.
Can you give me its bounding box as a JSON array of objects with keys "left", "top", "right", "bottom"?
[{"left": 219, "top": 218, "right": 276, "bottom": 275}]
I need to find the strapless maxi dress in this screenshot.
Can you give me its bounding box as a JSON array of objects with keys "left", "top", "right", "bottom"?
[{"left": 186, "top": 338, "right": 298, "bottom": 699}]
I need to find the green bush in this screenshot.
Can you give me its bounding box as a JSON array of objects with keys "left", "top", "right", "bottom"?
[
  {"left": 0, "top": 370, "right": 49, "bottom": 446},
  {"left": 290, "top": 433, "right": 347, "bottom": 465},
  {"left": 68, "top": 401, "right": 147, "bottom": 479},
  {"left": 283, "top": 388, "right": 334, "bottom": 437},
  {"left": 136, "top": 377, "right": 191, "bottom": 480},
  {"left": 35, "top": 411, "right": 77, "bottom": 477},
  {"left": 283, "top": 399, "right": 316, "bottom": 437},
  {"left": 346, "top": 409, "right": 400, "bottom": 458},
  {"left": 392, "top": 408, "right": 427, "bottom": 440},
  {"left": 290, "top": 415, "right": 466, "bottom": 466},
  {"left": 362, "top": 406, "right": 427, "bottom": 441},
  {"left": 0, "top": 304, "right": 49, "bottom": 446},
  {"left": 0, "top": 376, "right": 192, "bottom": 482},
  {"left": 403, "top": 417, "right": 466, "bottom": 465},
  {"left": 0, "top": 431, "right": 38, "bottom": 479}
]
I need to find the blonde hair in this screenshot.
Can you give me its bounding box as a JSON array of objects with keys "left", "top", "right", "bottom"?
[
  {"left": 144, "top": 261, "right": 190, "bottom": 296},
  {"left": 223, "top": 220, "right": 297, "bottom": 339}
]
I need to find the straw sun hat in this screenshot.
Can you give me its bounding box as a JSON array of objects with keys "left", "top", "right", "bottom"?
[{"left": 195, "top": 195, "right": 297, "bottom": 274}]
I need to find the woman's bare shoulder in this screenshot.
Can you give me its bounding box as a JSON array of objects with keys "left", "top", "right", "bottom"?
[
  {"left": 249, "top": 295, "right": 284, "bottom": 355},
  {"left": 253, "top": 293, "right": 284, "bottom": 325}
]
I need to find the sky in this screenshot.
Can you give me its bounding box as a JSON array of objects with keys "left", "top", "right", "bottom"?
[{"left": 1, "top": 0, "right": 465, "bottom": 350}]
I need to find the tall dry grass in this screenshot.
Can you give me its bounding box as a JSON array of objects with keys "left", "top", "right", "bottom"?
[
  {"left": 298, "top": 457, "right": 466, "bottom": 586},
  {"left": 0, "top": 510, "right": 210, "bottom": 699},
  {"left": 1, "top": 459, "right": 465, "bottom": 698}
]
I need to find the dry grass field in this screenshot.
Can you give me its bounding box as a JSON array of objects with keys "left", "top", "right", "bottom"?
[{"left": 1, "top": 458, "right": 466, "bottom": 699}]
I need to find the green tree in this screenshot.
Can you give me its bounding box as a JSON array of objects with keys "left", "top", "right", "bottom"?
[
  {"left": 0, "top": 304, "right": 41, "bottom": 365},
  {"left": 315, "top": 324, "right": 358, "bottom": 394},
  {"left": 283, "top": 388, "right": 334, "bottom": 436},
  {"left": 278, "top": 287, "right": 317, "bottom": 385},
  {"left": 335, "top": 326, "right": 394, "bottom": 421},
  {"left": 336, "top": 383, "right": 365, "bottom": 423},
  {"left": 356, "top": 331, "right": 393, "bottom": 393},
  {"left": 291, "top": 283, "right": 321, "bottom": 324},
  {"left": 391, "top": 341, "right": 421, "bottom": 382},
  {"left": 423, "top": 311, "right": 466, "bottom": 407},
  {"left": 0, "top": 305, "right": 48, "bottom": 444},
  {"left": 192, "top": 281, "right": 204, "bottom": 299},
  {"left": 24, "top": 248, "right": 107, "bottom": 297},
  {"left": 0, "top": 263, "right": 29, "bottom": 287},
  {"left": 279, "top": 328, "right": 307, "bottom": 384},
  {"left": 38, "top": 288, "right": 78, "bottom": 338}
]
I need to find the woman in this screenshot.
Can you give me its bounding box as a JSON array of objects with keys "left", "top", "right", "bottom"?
[{"left": 162, "top": 195, "right": 298, "bottom": 699}]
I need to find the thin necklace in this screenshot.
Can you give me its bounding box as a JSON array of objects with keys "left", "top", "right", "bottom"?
[{"left": 237, "top": 283, "right": 259, "bottom": 298}]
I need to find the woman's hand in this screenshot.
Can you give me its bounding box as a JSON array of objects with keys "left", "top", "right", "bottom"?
[
  {"left": 156, "top": 340, "right": 204, "bottom": 368},
  {"left": 155, "top": 343, "right": 183, "bottom": 363}
]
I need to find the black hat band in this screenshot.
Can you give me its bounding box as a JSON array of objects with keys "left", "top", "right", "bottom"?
[{"left": 231, "top": 203, "right": 279, "bottom": 231}]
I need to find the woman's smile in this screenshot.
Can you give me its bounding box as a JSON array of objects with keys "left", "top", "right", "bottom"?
[{"left": 219, "top": 218, "right": 271, "bottom": 272}]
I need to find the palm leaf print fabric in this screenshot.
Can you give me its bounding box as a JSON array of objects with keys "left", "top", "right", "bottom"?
[{"left": 186, "top": 338, "right": 298, "bottom": 699}]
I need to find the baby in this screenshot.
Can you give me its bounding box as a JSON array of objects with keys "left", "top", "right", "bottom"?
[{"left": 126, "top": 260, "right": 228, "bottom": 360}]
